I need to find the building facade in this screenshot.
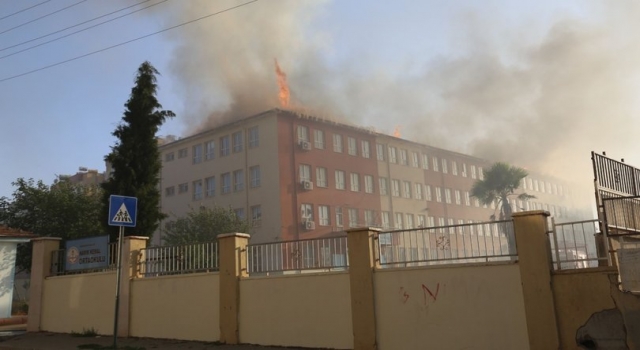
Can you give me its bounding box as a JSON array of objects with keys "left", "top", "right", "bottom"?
[{"left": 157, "top": 109, "right": 574, "bottom": 245}]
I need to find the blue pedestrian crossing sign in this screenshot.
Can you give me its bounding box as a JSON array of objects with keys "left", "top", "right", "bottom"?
[{"left": 108, "top": 195, "right": 137, "bottom": 227}]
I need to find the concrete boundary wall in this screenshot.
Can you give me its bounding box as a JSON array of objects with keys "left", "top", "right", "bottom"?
[{"left": 28, "top": 212, "right": 640, "bottom": 350}]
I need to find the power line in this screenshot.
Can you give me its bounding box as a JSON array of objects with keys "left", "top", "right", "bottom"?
[
  {"left": 0, "top": 0, "right": 154, "bottom": 52},
  {"left": 0, "top": 0, "right": 259, "bottom": 83},
  {"left": 0, "top": 0, "right": 168, "bottom": 59},
  {"left": 0, "top": 0, "right": 52, "bottom": 22},
  {"left": 0, "top": 0, "right": 89, "bottom": 36}
]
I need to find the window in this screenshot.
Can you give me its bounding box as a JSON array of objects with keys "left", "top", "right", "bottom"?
[
  {"left": 193, "top": 180, "right": 203, "bottom": 200},
  {"left": 445, "top": 188, "right": 451, "bottom": 203},
  {"left": 233, "top": 170, "right": 244, "bottom": 192},
  {"left": 165, "top": 152, "right": 174, "bottom": 162},
  {"left": 347, "top": 137, "right": 357, "bottom": 156},
  {"left": 220, "top": 136, "right": 230, "bottom": 156},
  {"left": 335, "top": 170, "right": 345, "bottom": 190},
  {"left": 316, "top": 167, "right": 327, "bottom": 187},
  {"left": 381, "top": 212, "right": 390, "bottom": 229},
  {"left": 205, "top": 141, "right": 215, "bottom": 160},
  {"left": 379, "top": 177, "right": 388, "bottom": 195},
  {"left": 442, "top": 159, "right": 448, "bottom": 173},
  {"left": 206, "top": 176, "right": 216, "bottom": 197},
  {"left": 178, "top": 148, "right": 188, "bottom": 158},
  {"left": 319, "top": 206, "right": 330, "bottom": 226},
  {"left": 411, "top": 152, "right": 419, "bottom": 167},
  {"left": 403, "top": 181, "right": 411, "bottom": 198},
  {"left": 547, "top": 182, "right": 552, "bottom": 193},
  {"left": 391, "top": 179, "right": 400, "bottom": 197},
  {"left": 478, "top": 167, "right": 484, "bottom": 180},
  {"left": 301, "top": 204, "right": 313, "bottom": 221},
  {"left": 522, "top": 178, "right": 528, "bottom": 190},
  {"left": 438, "top": 218, "right": 445, "bottom": 232},
  {"left": 336, "top": 207, "right": 343, "bottom": 227},
  {"left": 361, "top": 140, "right": 370, "bottom": 158},
  {"left": 333, "top": 134, "right": 343, "bottom": 152},
  {"left": 422, "top": 154, "right": 429, "bottom": 170},
  {"left": 389, "top": 146, "right": 397, "bottom": 163},
  {"left": 299, "top": 164, "right": 311, "bottom": 182},
  {"left": 193, "top": 144, "right": 203, "bottom": 164},
  {"left": 426, "top": 185, "right": 432, "bottom": 201},
  {"left": 314, "top": 130, "right": 325, "bottom": 149},
  {"left": 435, "top": 187, "right": 442, "bottom": 202},
  {"left": 248, "top": 126, "right": 259, "bottom": 148},
  {"left": 297, "top": 125, "right": 309, "bottom": 142},
  {"left": 165, "top": 186, "right": 175, "bottom": 196},
  {"left": 461, "top": 163, "right": 467, "bottom": 177},
  {"left": 364, "top": 175, "right": 374, "bottom": 193},
  {"left": 348, "top": 208, "right": 358, "bottom": 228},
  {"left": 350, "top": 173, "right": 360, "bottom": 191},
  {"left": 471, "top": 165, "right": 477, "bottom": 179},
  {"left": 432, "top": 157, "right": 439, "bottom": 171},
  {"left": 376, "top": 144, "right": 385, "bottom": 161},
  {"left": 235, "top": 208, "right": 245, "bottom": 220},
  {"left": 417, "top": 215, "right": 426, "bottom": 228},
  {"left": 406, "top": 214, "right": 414, "bottom": 229},
  {"left": 251, "top": 205, "right": 262, "bottom": 227},
  {"left": 232, "top": 131, "right": 243, "bottom": 153},
  {"left": 415, "top": 184, "right": 423, "bottom": 200},
  {"left": 474, "top": 198, "right": 480, "bottom": 207},
  {"left": 452, "top": 161, "right": 458, "bottom": 175},
  {"left": 221, "top": 173, "right": 231, "bottom": 194},
  {"left": 364, "top": 210, "right": 374, "bottom": 226},
  {"left": 534, "top": 180, "right": 539, "bottom": 191},
  {"left": 464, "top": 191, "right": 470, "bottom": 206},
  {"left": 250, "top": 166, "right": 261, "bottom": 188},
  {"left": 455, "top": 190, "right": 461, "bottom": 205},
  {"left": 428, "top": 216, "right": 435, "bottom": 227},
  {"left": 395, "top": 213, "right": 403, "bottom": 229},
  {"left": 529, "top": 179, "right": 534, "bottom": 190},
  {"left": 178, "top": 182, "right": 188, "bottom": 193},
  {"left": 399, "top": 149, "right": 408, "bottom": 165}
]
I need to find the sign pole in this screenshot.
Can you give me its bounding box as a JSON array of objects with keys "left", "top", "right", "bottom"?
[{"left": 113, "top": 225, "right": 124, "bottom": 349}]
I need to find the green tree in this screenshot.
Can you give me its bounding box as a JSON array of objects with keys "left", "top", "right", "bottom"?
[
  {"left": 101, "top": 61, "right": 175, "bottom": 242},
  {"left": 0, "top": 178, "right": 104, "bottom": 271},
  {"left": 162, "top": 206, "right": 251, "bottom": 246},
  {"left": 471, "top": 162, "right": 535, "bottom": 254}
]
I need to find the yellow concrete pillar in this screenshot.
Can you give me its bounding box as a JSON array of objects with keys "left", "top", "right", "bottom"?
[
  {"left": 512, "top": 210, "right": 559, "bottom": 350},
  {"left": 346, "top": 227, "right": 380, "bottom": 350},
  {"left": 218, "top": 233, "right": 250, "bottom": 344},
  {"left": 27, "top": 237, "right": 61, "bottom": 332},
  {"left": 116, "top": 236, "right": 148, "bottom": 337}
]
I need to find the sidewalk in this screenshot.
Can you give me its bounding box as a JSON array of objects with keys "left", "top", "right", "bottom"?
[{"left": 0, "top": 332, "right": 322, "bottom": 350}]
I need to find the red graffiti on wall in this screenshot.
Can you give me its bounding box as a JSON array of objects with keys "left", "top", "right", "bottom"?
[
  {"left": 421, "top": 283, "right": 440, "bottom": 305},
  {"left": 399, "top": 287, "right": 410, "bottom": 303}
]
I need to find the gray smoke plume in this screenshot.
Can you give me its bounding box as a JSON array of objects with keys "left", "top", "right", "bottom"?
[{"left": 157, "top": 1, "right": 640, "bottom": 208}]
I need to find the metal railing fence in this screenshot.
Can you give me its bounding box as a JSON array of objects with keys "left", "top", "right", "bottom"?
[
  {"left": 138, "top": 241, "right": 219, "bottom": 277},
  {"left": 549, "top": 218, "right": 607, "bottom": 270},
  {"left": 377, "top": 220, "right": 516, "bottom": 267},
  {"left": 51, "top": 242, "right": 118, "bottom": 276},
  {"left": 247, "top": 236, "right": 348, "bottom": 274}
]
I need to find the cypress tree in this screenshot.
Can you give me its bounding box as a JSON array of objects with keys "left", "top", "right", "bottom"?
[{"left": 102, "top": 61, "right": 175, "bottom": 241}]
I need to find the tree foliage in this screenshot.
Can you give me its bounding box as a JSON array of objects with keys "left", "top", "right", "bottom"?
[
  {"left": 162, "top": 206, "right": 251, "bottom": 246},
  {"left": 471, "top": 162, "right": 535, "bottom": 254},
  {"left": 101, "top": 61, "right": 174, "bottom": 242},
  {"left": 0, "top": 178, "right": 104, "bottom": 271}
]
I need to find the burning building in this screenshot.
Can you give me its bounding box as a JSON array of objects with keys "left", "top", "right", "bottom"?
[{"left": 155, "top": 108, "right": 574, "bottom": 246}]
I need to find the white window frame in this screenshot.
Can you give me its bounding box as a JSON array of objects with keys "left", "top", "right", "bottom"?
[
  {"left": 316, "top": 167, "right": 327, "bottom": 187},
  {"left": 335, "top": 170, "right": 345, "bottom": 190},
  {"left": 364, "top": 175, "right": 374, "bottom": 193},
  {"left": 319, "top": 205, "right": 330, "bottom": 226},
  {"left": 361, "top": 140, "right": 370, "bottom": 158},
  {"left": 314, "top": 129, "right": 325, "bottom": 149},
  {"left": 250, "top": 166, "right": 261, "bottom": 188},
  {"left": 347, "top": 137, "right": 357, "bottom": 156},
  {"left": 333, "top": 134, "right": 343, "bottom": 153},
  {"left": 350, "top": 173, "right": 360, "bottom": 192}
]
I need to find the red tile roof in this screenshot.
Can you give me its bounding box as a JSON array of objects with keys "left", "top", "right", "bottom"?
[{"left": 0, "top": 226, "right": 38, "bottom": 238}]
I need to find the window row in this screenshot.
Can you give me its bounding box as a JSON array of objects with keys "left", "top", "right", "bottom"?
[
  {"left": 231, "top": 205, "right": 263, "bottom": 227},
  {"left": 522, "top": 177, "right": 566, "bottom": 196},
  {"left": 296, "top": 125, "right": 372, "bottom": 158},
  {"left": 164, "top": 126, "right": 259, "bottom": 163},
  {"left": 164, "top": 166, "right": 261, "bottom": 199}
]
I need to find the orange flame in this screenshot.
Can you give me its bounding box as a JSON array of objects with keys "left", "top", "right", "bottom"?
[
  {"left": 274, "top": 59, "right": 290, "bottom": 108},
  {"left": 393, "top": 126, "right": 401, "bottom": 138}
]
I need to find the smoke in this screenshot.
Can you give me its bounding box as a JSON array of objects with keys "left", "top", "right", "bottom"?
[{"left": 156, "top": 1, "right": 640, "bottom": 208}]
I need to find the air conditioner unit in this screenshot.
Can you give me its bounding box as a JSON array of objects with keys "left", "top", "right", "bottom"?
[
  {"left": 301, "top": 180, "right": 314, "bottom": 190},
  {"left": 299, "top": 140, "right": 312, "bottom": 151},
  {"left": 304, "top": 221, "right": 316, "bottom": 230}
]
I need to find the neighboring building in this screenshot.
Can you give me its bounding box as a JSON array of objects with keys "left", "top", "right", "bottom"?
[
  {"left": 57, "top": 167, "right": 106, "bottom": 186},
  {"left": 157, "top": 109, "right": 575, "bottom": 245}
]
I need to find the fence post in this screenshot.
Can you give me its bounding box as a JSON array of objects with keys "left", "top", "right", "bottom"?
[
  {"left": 116, "top": 236, "right": 148, "bottom": 337},
  {"left": 512, "top": 211, "right": 559, "bottom": 350},
  {"left": 218, "top": 233, "right": 250, "bottom": 344},
  {"left": 27, "top": 237, "right": 61, "bottom": 332},
  {"left": 346, "top": 227, "right": 380, "bottom": 350}
]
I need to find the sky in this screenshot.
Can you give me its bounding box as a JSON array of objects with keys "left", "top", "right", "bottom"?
[{"left": 1, "top": 0, "right": 639, "bottom": 207}]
